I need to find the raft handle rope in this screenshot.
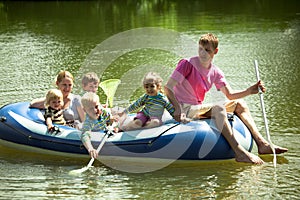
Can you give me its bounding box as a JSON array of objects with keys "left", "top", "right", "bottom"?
[
  {"left": 148, "top": 123, "right": 180, "bottom": 146},
  {"left": 0, "top": 118, "right": 81, "bottom": 147}
]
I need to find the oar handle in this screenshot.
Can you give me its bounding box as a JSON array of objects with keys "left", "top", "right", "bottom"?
[
  {"left": 254, "top": 60, "right": 277, "bottom": 167},
  {"left": 254, "top": 60, "right": 268, "bottom": 127},
  {"left": 96, "top": 131, "right": 110, "bottom": 154},
  {"left": 254, "top": 60, "right": 263, "bottom": 93}
]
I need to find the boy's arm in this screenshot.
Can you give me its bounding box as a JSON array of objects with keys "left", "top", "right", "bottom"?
[
  {"left": 81, "top": 120, "right": 99, "bottom": 158},
  {"left": 164, "top": 78, "right": 181, "bottom": 122},
  {"left": 81, "top": 131, "right": 98, "bottom": 159},
  {"left": 220, "top": 80, "right": 265, "bottom": 100},
  {"left": 220, "top": 85, "right": 250, "bottom": 100},
  {"left": 163, "top": 96, "right": 175, "bottom": 117}
]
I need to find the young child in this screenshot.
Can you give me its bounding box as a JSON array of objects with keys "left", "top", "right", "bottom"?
[
  {"left": 81, "top": 72, "right": 100, "bottom": 94},
  {"left": 44, "top": 89, "right": 66, "bottom": 134},
  {"left": 80, "top": 92, "right": 112, "bottom": 159},
  {"left": 81, "top": 71, "right": 116, "bottom": 114},
  {"left": 119, "top": 72, "right": 180, "bottom": 131}
]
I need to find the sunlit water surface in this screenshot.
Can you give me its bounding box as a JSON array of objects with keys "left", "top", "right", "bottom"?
[{"left": 0, "top": 1, "right": 299, "bottom": 199}]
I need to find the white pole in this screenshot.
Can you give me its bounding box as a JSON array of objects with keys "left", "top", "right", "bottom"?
[{"left": 254, "top": 60, "right": 276, "bottom": 167}]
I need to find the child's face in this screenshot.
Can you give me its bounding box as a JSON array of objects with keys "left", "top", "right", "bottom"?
[
  {"left": 198, "top": 44, "right": 216, "bottom": 63},
  {"left": 84, "top": 100, "right": 101, "bottom": 120},
  {"left": 49, "top": 98, "right": 63, "bottom": 110},
  {"left": 83, "top": 82, "right": 99, "bottom": 93},
  {"left": 144, "top": 82, "right": 159, "bottom": 96}
]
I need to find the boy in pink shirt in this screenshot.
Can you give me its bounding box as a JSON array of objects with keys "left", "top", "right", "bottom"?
[
  {"left": 165, "top": 33, "right": 287, "bottom": 164},
  {"left": 171, "top": 57, "right": 226, "bottom": 104}
]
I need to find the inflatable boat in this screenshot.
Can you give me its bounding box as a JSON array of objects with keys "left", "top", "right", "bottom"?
[{"left": 0, "top": 102, "right": 253, "bottom": 161}]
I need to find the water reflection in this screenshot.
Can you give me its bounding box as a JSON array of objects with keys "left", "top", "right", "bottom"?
[
  {"left": 115, "top": 161, "right": 266, "bottom": 199},
  {"left": 0, "top": 148, "right": 295, "bottom": 199},
  {"left": 0, "top": 0, "right": 299, "bottom": 199}
]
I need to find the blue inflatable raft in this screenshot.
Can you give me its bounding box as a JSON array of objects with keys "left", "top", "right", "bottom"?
[{"left": 0, "top": 102, "right": 253, "bottom": 161}]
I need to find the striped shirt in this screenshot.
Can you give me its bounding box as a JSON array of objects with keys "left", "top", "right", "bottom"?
[
  {"left": 124, "top": 93, "right": 175, "bottom": 119},
  {"left": 44, "top": 107, "right": 66, "bottom": 125},
  {"left": 81, "top": 109, "right": 110, "bottom": 142}
]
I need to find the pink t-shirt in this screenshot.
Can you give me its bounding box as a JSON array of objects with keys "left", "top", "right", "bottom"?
[{"left": 170, "top": 56, "right": 227, "bottom": 105}]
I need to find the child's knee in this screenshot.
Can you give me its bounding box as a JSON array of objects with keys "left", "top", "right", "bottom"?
[
  {"left": 151, "top": 119, "right": 160, "bottom": 126},
  {"left": 145, "top": 119, "right": 161, "bottom": 128},
  {"left": 123, "top": 119, "right": 143, "bottom": 130},
  {"left": 133, "top": 119, "right": 143, "bottom": 127}
]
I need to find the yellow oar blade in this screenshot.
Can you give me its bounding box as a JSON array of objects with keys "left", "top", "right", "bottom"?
[{"left": 99, "top": 79, "right": 121, "bottom": 108}]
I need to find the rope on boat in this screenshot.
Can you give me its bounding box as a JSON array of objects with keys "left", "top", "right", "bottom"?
[
  {"left": 0, "top": 117, "right": 82, "bottom": 148},
  {"left": 102, "top": 123, "right": 181, "bottom": 147},
  {"left": 148, "top": 123, "right": 180, "bottom": 145}
]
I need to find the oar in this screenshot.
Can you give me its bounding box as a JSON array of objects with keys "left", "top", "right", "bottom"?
[
  {"left": 254, "top": 60, "right": 277, "bottom": 167},
  {"left": 68, "top": 79, "right": 121, "bottom": 175},
  {"left": 68, "top": 130, "right": 110, "bottom": 175}
]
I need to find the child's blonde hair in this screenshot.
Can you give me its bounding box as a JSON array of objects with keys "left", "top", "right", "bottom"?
[
  {"left": 199, "top": 33, "right": 219, "bottom": 50},
  {"left": 81, "top": 92, "right": 100, "bottom": 109},
  {"left": 81, "top": 72, "right": 100, "bottom": 87},
  {"left": 45, "top": 89, "right": 64, "bottom": 108},
  {"left": 143, "top": 72, "right": 163, "bottom": 93}
]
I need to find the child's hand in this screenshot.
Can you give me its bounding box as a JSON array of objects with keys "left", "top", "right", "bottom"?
[
  {"left": 109, "top": 117, "right": 120, "bottom": 133},
  {"left": 114, "top": 112, "right": 128, "bottom": 132},
  {"left": 180, "top": 113, "right": 191, "bottom": 124},
  {"left": 113, "top": 126, "right": 120, "bottom": 133},
  {"left": 48, "top": 126, "right": 61, "bottom": 135},
  {"left": 118, "top": 112, "right": 125, "bottom": 117},
  {"left": 47, "top": 125, "right": 53, "bottom": 131},
  {"left": 88, "top": 148, "right": 98, "bottom": 159},
  {"left": 96, "top": 108, "right": 103, "bottom": 115},
  {"left": 110, "top": 115, "right": 119, "bottom": 122},
  {"left": 173, "top": 109, "right": 181, "bottom": 122}
]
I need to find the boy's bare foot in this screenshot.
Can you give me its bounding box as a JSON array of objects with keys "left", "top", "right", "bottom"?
[
  {"left": 258, "top": 143, "right": 288, "bottom": 155},
  {"left": 235, "top": 151, "right": 264, "bottom": 164}
]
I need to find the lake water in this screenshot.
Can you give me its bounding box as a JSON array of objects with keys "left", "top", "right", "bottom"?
[{"left": 0, "top": 1, "right": 299, "bottom": 199}]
